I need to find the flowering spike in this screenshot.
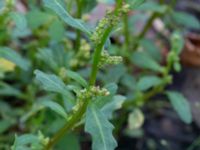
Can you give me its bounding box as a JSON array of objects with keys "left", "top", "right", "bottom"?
[{"left": 90, "top": 4, "right": 130, "bottom": 45}]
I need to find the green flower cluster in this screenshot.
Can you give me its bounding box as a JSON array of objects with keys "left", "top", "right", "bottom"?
[
  {"left": 90, "top": 4, "right": 130, "bottom": 45},
  {"left": 70, "top": 39, "right": 91, "bottom": 67},
  {"left": 38, "top": 131, "right": 50, "bottom": 147},
  {"left": 72, "top": 86, "right": 110, "bottom": 113},
  {"left": 167, "top": 32, "right": 183, "bottom": 72},
  {"left": 77, "top": 86, "right": 110, "bottom": 101},
  {"left": 98, "top": 50, "right": 123, "bottom": 68}
]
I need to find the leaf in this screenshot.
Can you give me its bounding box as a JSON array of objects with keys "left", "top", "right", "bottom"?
[
  {"left": 131, "top": 51, "right": 163, "bottom": 72},
  {"left": 121, "top": 74, "right": 137, "bottom": 91},
  {"left": 48, "top": 19, "right": 65, "bottom": 41},
  {"left": 0, "top": 1, "right": 5, "bottom": 11},
  {"left": 137, "top": 75, "right": 162, "bottom": 91},
  {"left": 12, "top": 134, "right": 40, "bottom": 150},
  {"left": 97, "top": 0, "right": 115, "bottom": 4},
  {"left": 101, "top": 95, "right": 126, "bottom": 119},
  {"left": 34, "top": 70, "right": 73, "bottom": 99},
  {"left": 128, "top": 108, "right": 144, "bottom": 130},
  {"left": 34, "top": 70, "right": 65, "bottom": 93},
  {"left": 0, "top": 58, "right": 16, "bottom": 72},
  {"left": 10, "top": 12, "right": 27, "bottom": 31},
  {"left": 128, "top": 0, "right": 145, "bottom": 9},
  {"left": 43, "top": 0, "right": 91, "bottom": 34},
  {"left": 85, "top": 104, "right": 117, "bottom": 150},
  {"left": 26, "top": 9, "right": 51, "bottom": 29},
  {"left": 20, "top": 95, "right": 58, "bottom": 122},
  {"left": 9, "top": 12, "right": 30, "bottom": 38},
  {"left": 166, "top": 91, "right": 192, "bottom": 124},
  {"left": 0, "top": 119, "right": 15, "bottom": 134},
  {"left": 82, "top": 0, "right": 96, "bottom": 13},
  {"left": 60, "top": 68, "right": 88, "bottom": 88},
  {"left": 0, "top": 82, "right": 21, "bottom": 96},
  {"left": 103, "top": 64, "right": 126, "bottom": 83},
  {"left": 39, "top": 100, "right": 68, "bottom": 119},
  {"left": 20, "top": 104, "right": 43, "bottom": 123},
  {"left": 56, "top": 133, "right": 80, "bottom": 150},
  {"left": 94, "top": 83, "right": 118, "bottom": 108},
  {"left": 11, "top": 133, "right": 48, "bottom": 150},
  {"left": 105, "top": 83, "right": 118, "bottom": 95},
  {"left": 140, "top": 39, "right": 162, "bottom": 62},
  {"left": 172, "top": 11, "right": 200, "bottom": 29},
  {"left": 0, "top": 47, "right": 30, "bottom": 71},
  {"left": 136, "top": 1, "right": 167, "bottom": 13},
  {"left": 36, "top": 48, "right": 59, "bottom": 71}
]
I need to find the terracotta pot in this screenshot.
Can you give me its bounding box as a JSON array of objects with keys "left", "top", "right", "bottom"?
[{"left": 181, "top": 33, "right": 200, "bottom": 67}]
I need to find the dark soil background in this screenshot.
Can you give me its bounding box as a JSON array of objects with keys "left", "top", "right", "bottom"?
[{"left": 116, "top": 0, "right": 200, "bottom": 150}]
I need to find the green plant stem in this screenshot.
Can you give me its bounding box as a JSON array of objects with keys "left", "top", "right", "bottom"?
[
  {"left": 124, "top": 64, "right": 173, "bottom": 108},
  {"left": 123, "top": 82, "right": 165, "bottom": 108},
  {"left": 89, "top": 27, "right": 113, "bottom": 85},
  {"left": 123, "top": 14, "right": 129, "bottom": 50},
  {"left": 45, "top": 99, "right": 89, "bottom": 150},
  {"left": 133, "top": 12, "right": 161, "bottom": 50},
  {"left": 89, "top": 0, "right": 123, "bottom": 85},
  {"left": 45, "top": 1, "right": 123, "bottom": 149},
  {"left": 75, "top": 0, "right": 82, "bottom": 51}
]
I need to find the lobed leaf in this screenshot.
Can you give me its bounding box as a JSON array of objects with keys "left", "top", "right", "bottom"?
[
  {"left": 101, "top": 95, "right": 126, "bottom": 119},
  {"left": 85, "top": 104, "right": 117, "bottom": 150}
]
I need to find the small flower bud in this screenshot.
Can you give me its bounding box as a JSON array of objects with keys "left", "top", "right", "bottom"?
[
  {"left": 77, "top": 86, "right": 110, "bottom": 101},
  {"left": 38, "top": 131, "right": 49, "bottom": 146},
  {"left": 98, "top": 50, "right": 123, "bottom": 68},
  {"left": 171, "top": 32, "right": 184, "bottom": 55}
]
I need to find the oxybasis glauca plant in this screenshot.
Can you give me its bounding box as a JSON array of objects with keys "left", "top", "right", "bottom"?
[
  {"left": 12, "top": 0, "right": 129, "bottom": 150},
  {"left": 9, "top": 0, "right": 195, "bottom": 149}
]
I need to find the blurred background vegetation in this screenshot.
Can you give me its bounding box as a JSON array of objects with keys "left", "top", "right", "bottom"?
[{"left": 0, "top": 0, "right": 200, "bottom": 150}]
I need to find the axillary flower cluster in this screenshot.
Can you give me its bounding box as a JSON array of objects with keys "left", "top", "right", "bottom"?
[
  {"left": 72, "top": 86, "right": 110, "bottom": 112},
  {"left": 98, "top": 50, "right": 123, "bottom": 68},
  {"left": 77, "top": 86, "right": 110, "bottom": 101},
  {"left": 70, "top": 39, "right": 91, "bottom": 67}
]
